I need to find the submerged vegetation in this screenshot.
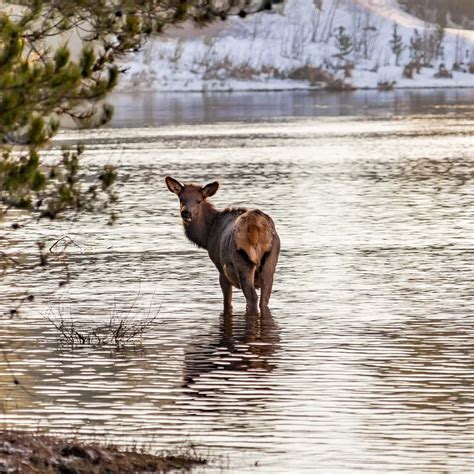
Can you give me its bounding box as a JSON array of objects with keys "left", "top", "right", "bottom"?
[{"left": 43, "top": 293, "right": 161, "bottom": 349}]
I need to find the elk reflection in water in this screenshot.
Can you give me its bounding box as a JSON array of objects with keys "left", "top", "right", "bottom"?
[{"left": 182, "top": 310, "right": 280, "bottom": 393}]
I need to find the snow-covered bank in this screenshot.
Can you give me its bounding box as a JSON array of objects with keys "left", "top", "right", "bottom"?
[{"left": 118, "top": 0, "right": 474, "bottom": 92}]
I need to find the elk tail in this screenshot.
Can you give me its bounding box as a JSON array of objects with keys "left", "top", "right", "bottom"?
[{"left": 234, "top": 210, "right": 273, "bottom": 265}]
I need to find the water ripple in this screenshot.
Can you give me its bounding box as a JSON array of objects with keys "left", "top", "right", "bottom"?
[{"left": 1, "top": 111, "right": 473, "bottom": 471}]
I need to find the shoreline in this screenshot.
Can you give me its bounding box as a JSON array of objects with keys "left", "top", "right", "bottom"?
[
  {"left": 0, "top": 430, "right": 207, "bottom": 473},
  {"left": 116, "top": 82, "right": 474, "bottom": 94}
]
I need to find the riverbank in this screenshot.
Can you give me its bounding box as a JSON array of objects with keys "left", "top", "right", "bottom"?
[
  {"left": 118, "top": 63, "right": 474, "bottom": 93},
  {"left": 0, "top": 431, "right": 207, "bottom": 473},
  {"left": 117, "top": 0, "right": 474, "bottom": 94}
]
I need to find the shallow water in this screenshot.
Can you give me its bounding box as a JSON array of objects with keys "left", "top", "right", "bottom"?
[{"left": 1, "top": 90, "right": 473, "bottom": 472}]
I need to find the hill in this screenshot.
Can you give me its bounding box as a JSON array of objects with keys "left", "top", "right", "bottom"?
[{"left": 119, "top": 0, "right": 474, "bottom": 91}]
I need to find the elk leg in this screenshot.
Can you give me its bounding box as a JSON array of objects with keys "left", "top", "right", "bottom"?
[
  {"left": 260, "top": 274, "right": 274, "bottom": 310},
  {"left": 259, "top": 235, "right": 280, "bottom": 310},
  {"left": 239, "top": 269, "right": 258, "bottom": 314},
  {"left": 219, "top": 272, "right": 233, "bottom": 314}
]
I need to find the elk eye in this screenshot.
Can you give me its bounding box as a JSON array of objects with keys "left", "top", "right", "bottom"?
[{"left": 197, "top": 199, "right": 202, "bottom": 204}]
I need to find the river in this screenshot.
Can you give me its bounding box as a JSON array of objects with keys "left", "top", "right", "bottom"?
[{"left": 1, "top": 89, "right": 473, "bottom": 472}]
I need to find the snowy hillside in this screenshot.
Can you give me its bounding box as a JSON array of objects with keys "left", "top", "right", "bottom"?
[{"left": 119, "top": 0, "right": 474, "bottom": 91}]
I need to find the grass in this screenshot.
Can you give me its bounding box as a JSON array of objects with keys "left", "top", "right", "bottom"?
[
  {"left": 43, "top": 293, "right": 160, "bottom": 349},
  {"left": 0, "top": 430, "right": 207, "bottom": 473}
]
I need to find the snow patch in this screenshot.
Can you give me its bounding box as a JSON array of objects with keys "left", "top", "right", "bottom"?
[{"left": 118, "top": 0, "right": 474, "bottom": 92}]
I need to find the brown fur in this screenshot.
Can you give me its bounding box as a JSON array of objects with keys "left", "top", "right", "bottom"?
[
  {"left": 234, "top": 210, "right": 273, "bottom": 265},
  {"left": 165, "top": 176, "right": 280, "bottom": 313}
]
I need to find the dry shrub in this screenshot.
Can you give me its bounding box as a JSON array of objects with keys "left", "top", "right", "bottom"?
[
  {"left": 377, "top": 80, "right": 396, "bottom": 91},
  {"left": 325, "top": 78, "right": 356, "bottom": 91},
  {"left": 434, "top": 64, "right": 453, "bottom": 78},
  {"left": 287, "top": 65, "right": 334, "bottom": 85},
  {"left": 203, "top": 59, "right": 261, "bottom": 80},
  {"left": 403, "top": 62, "right": 416, "bottom": 78},
  {"left": 260, "top": 65, "right": 284, "bottom": 78}
]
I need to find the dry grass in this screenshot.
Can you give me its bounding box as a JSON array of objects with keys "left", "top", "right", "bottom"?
[
  {"left": 325, "top": 78, "right": 356, "bottom": 91},
  {"left": 287, "top": 65, "right": 334, "bottom": 85},
  {"left": 43, "top": 293, "right": 160, "bottom": 349},
  {"left": 377, "top": 80, "right": 396, "bottom": 91},
  {"left": 202, "top": 58, "right": 261, "bottom": 81},
  {"left": 0, "top": 430, "right": 207, "bottom": 473}
]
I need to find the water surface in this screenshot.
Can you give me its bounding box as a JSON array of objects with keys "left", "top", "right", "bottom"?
[
  {"left": 1, "top": 90, "right": 473, "bottom": 472},
  {"left": 109, "top": 88, "right": 474, "bottom": 126}
]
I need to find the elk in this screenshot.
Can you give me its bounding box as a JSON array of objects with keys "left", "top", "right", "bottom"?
[{"left": 165, "top": 176, "right": 280, "bottom": 314}]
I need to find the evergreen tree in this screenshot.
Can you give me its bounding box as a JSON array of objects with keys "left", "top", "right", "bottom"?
[
  {"left": 389, "top": 23, "right": 404, "bottom": 66},
  {"left": 433, "top": 23, "right": 445, "bottom": 60},
  {"left": 0, "top": 0, "right": 270, "bottom": 302},
  {"left": 334, "top": 26, "right": 353, "bottom": 62},
  {"left": 0, "top": 0, "right": 268, "bottom": 223},
  {"left": 409, "top": 29, "right": 424, "bottom": 70}
]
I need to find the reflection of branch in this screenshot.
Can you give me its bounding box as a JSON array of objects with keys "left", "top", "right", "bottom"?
[
  {"left": 49, "top": 235, "right": 82, "bottom": 255},
  {"left": 49, "top": 236, "right": 85, "bottom": 287},
  {"left": 1, "top": 348, "right": 34, "bottom": 397},
  {"left": 0, "top": 251, "right": 20, "bottom": 276},
  {"left": 1, "top": 240, "right": 48, "bottom": 276},
  {"left": 6, "top": 293, "right": 35, "bottom": 317}
]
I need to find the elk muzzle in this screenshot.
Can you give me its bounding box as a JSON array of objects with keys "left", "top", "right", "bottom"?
[{"left": 181, "top": 209, "right": 192, "bottom": 222}]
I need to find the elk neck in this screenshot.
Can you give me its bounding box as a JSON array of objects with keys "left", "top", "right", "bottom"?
[{"left": 183, "top": 201, "right": 219, "bottom": 250}]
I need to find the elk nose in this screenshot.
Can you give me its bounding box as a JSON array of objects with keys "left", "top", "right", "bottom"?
[{"left": 181, "top": 210, "right": 191, "bottom": 221}]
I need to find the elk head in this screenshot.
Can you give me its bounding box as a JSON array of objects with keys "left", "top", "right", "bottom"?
[{"left": 165, "top": 176, "right": 219, "bottom": 224}]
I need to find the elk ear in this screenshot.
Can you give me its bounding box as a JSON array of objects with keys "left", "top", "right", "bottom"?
[
  {"left": 165, "top": 176, "right": 183, "bottom": 195},
  {"left": 201, "top": 181, "right": 219, "bottom": 199}
]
